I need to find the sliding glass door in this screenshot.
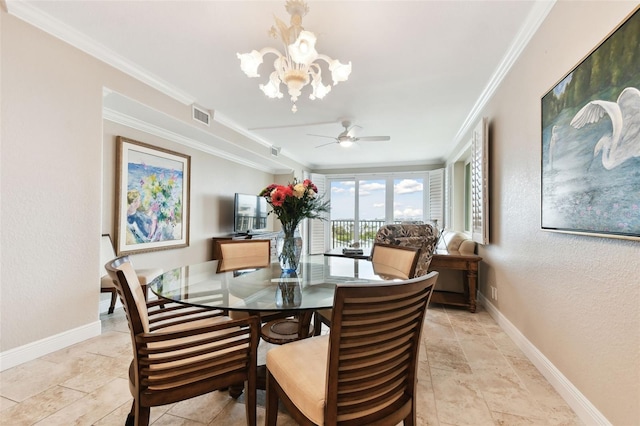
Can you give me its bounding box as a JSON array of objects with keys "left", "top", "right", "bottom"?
[
  {"left": 328, "top": 174, "right": 429, "bottom": 249},
  {"left": 393, "top": 177, "right": 424, "bottom": 223},
  {"left": 358, "top": 179, "right": 386, "bottom": 247},
  {"left": 329, "top": 180, "right": 357, "bottom": 248}
]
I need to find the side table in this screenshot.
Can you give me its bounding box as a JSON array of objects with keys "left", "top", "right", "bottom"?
[{"left": 429, "top": 250, "right": 482, "bottom": 313}]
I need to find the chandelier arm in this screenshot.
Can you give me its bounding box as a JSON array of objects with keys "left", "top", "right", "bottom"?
[
  {"left": 259, "top": 47, "right": 286, "bottom": 58},
  {"left": 314, "top": 54, "right": 335, "bottom": 65}
]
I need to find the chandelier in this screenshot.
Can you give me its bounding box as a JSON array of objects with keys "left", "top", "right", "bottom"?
[{"left": 237, "top": 0, "right": 352, "bottom": 113}]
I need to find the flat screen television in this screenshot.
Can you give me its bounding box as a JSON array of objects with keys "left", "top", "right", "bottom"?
[{"left": 233, "top": 193, "right": 269, "bottom": 234}]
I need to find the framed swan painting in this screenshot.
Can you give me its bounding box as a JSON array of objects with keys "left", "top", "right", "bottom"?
[
  {"left": 541, "top": 6, "right": 640, "bottom": 240},
  {"left": 115, "top": 137, "right": 191, "bottom": 255}
]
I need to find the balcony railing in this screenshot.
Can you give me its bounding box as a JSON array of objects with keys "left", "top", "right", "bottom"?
[{"left": 330, "top": 219, "right": 387, "bottom": 249}]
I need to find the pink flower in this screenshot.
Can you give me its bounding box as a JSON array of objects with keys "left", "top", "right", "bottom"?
[
  {"left": 281, "top": 185, "right": 293, "bottom": 198},
  {"left": 260, "top": 184, "right": 278, "bottom": 197},
  {"left": 271, "top": 189, "right": 286, "bottom": 206},
  {"left": 303, "top": 179, "right": 318, "bottom": 193}
]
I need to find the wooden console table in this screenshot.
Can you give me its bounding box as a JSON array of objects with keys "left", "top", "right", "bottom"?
[
  {"left": 429, "top": 250, "right": 482, "bottom": 313},
  {"left": 324, "top": 247, "right": 482, "bottom": 313}
]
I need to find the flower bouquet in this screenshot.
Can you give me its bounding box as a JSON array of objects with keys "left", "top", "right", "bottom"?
[{"left": 259, "top": 179, "right": 330, "bottom": 272}]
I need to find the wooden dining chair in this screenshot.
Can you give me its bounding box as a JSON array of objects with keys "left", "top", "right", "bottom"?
[
  {"left": 105, "top": 256, "right": 260, "bottom": 426},
  {"left": 216, "top": 239, "right": 271, "bottom": 271},
  {"left": 313, "top": 243, "right": 420, "bottom": 336},
  {"left": 216, "top": 239, "right": 303, "bottom": 341},
  {"left": 100, "top": 234, "right": 162, "bottom": 314},
  {"left": 217, "top": 239, "right": 278, "bottom": 319},
  {"left": 266, "top": 271, "right": 439, "bottom": 426},
  {"left": 369, "top": 243, "right": 420, "bottom": 279}
]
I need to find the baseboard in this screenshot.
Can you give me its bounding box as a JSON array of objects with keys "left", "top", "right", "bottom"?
[
  {"left": 0, "top": 320, "right": 102, "bottom": 372},
  {"left": 478, "top": 293, "right": 611, "bottom": 426}
]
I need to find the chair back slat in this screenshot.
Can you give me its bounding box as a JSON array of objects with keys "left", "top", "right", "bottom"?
[
  {"left": 217, "top": 239, "right": 271, "bottom": 271},
  {"left": 326, "top": 271, "right": 438, "bottom": 424},
  {"left": 106, "top": 256, "right": 150, "bottom": 334},
  {"left": 370, "top": 243, "right": 420, "bottom": 279}
]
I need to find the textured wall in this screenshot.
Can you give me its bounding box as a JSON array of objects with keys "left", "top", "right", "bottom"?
[
  {"left": 1, "top": 12, "right": 104, "bottom": 349},
  {"left": 469, "top": 2, "right": 640, "bottom": 423},
  {"left": 0, "top": 12, "right": 285, "bottom": 353}
]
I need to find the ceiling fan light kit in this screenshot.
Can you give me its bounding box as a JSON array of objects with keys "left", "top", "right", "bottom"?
[{"left": 237, "top": 0, "right": 352, "bottom": 112}]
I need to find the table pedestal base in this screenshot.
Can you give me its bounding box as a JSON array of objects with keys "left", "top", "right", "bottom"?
[{"left": 260, "top": 313, "right": 314, "bottom": 345}]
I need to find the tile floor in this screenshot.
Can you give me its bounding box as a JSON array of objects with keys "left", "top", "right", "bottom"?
[{"left": 0, "top": 304, "right": 582, "bottom": 425}]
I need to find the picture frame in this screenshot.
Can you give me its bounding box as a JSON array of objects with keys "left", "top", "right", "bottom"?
[
  {"left": 115, "top": 136, "right": 190, "bottom": 255},
  {"left": 541, "top": 7, "right": 640, "bottom": 241}
]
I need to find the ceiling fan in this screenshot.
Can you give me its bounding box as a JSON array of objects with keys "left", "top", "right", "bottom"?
[{"left": 309, "top": 120, "right": 391, "bottom": 148}]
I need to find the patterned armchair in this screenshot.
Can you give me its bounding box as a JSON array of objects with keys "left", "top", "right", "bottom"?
[{"left": 373, "top": 223, "right": 438, "bottom": 277}]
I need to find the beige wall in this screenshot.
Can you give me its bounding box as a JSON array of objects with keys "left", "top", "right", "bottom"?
[
  {"left": 0, "top": 11, "right": 296, "bottom": 355},
  {"left": 2, "top": 11, "right": 105, "bottom": 350},
  {"left": 456, "top": 2, "right": 639, "bottom": 424}
]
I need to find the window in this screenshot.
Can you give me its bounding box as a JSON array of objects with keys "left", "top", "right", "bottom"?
[
  {"left": 329, "top": 179, "right": 357, "bottom": 247},
  {"left": 322, "top": 172, "right": 442, "bottom": 250},
  {"left": 393, "top": 178, "right": 424, "bottom": 223}
]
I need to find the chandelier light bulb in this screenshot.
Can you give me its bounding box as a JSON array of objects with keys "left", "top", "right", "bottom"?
[{"left": 236, "top": 0, "right": 351, "bottom": 112}]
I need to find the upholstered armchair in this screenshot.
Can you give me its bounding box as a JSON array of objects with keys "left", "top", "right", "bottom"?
[{"left": 373, "top": 223, "right": 438, "bottom": 277}]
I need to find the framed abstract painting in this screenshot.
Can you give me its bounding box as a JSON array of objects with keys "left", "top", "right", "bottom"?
[
  {"left": 115, "top": 137, "right": 191, "bottom": 255},
  {"left": 541, "top": 7, "right": 640, "bottom": 240}
]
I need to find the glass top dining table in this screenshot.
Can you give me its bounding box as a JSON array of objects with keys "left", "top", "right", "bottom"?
[{"left": 148, "top": 254, "right": 408, "bottom": 312}]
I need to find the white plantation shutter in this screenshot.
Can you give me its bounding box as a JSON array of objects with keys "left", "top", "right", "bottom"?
[
  {"left": 308, "top": 172, "right": 327, "bottom": 254},
  {"left": 471, "top": 118, "right": 489, "bottom": 245},
  {"left": 444, "top": 164, "right": 453, "bottom": 229},
  {"left": 428, "top": 169, "right": 444, "bottom": 225}
]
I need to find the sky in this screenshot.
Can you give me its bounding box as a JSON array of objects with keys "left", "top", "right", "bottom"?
[{"left": 330, "top": 178, "right": 424, "bottom": 221}]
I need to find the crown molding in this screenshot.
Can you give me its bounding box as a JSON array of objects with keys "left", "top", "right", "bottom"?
[
  {"left": 451, "top": 0, "right": 557, "bottom": 151},
  {"left": 103, "top": 107, "right": 291, "bottom": 175},
  {"left": 213, "top": 112, "right": 314, "bottom": 170},
  {"left": 6, "top": 0, "right": 196, "bottom": 105}
]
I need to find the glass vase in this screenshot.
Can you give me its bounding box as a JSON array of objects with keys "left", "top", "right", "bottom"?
[
  {"left": 275, "top": 271, "right": 302, "bottom": 308},
  {"left": 276, "top": 225, "right": 302, "bottom": 273}
]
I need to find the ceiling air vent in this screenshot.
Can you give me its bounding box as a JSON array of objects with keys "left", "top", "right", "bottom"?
[
  {"left": 192, "top": 105, "right": 211, "bottom": 127},
  {"left": 271, "top": 146, "right": 281, "bottom": 157}
]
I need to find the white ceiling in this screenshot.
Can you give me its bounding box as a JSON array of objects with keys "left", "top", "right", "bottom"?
[{"left": 8, "top": 0, "right": 554, "bottom": 171}]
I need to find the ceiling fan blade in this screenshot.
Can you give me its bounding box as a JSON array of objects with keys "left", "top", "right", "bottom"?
[
  {"left": 307, "top": 133, "right": 337, "bottom": 139},
  {"left": 249, "top": 120, "right": 337, "bottom": 130},
  {"left": 346, "top": 124, "right": 362, "bottom": 137},
  {"left": 315, "top": 141, "right": 337, "bottom": 148},
  {"left": 356, "top": 136, "right": 391, "bottom": 142}
]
